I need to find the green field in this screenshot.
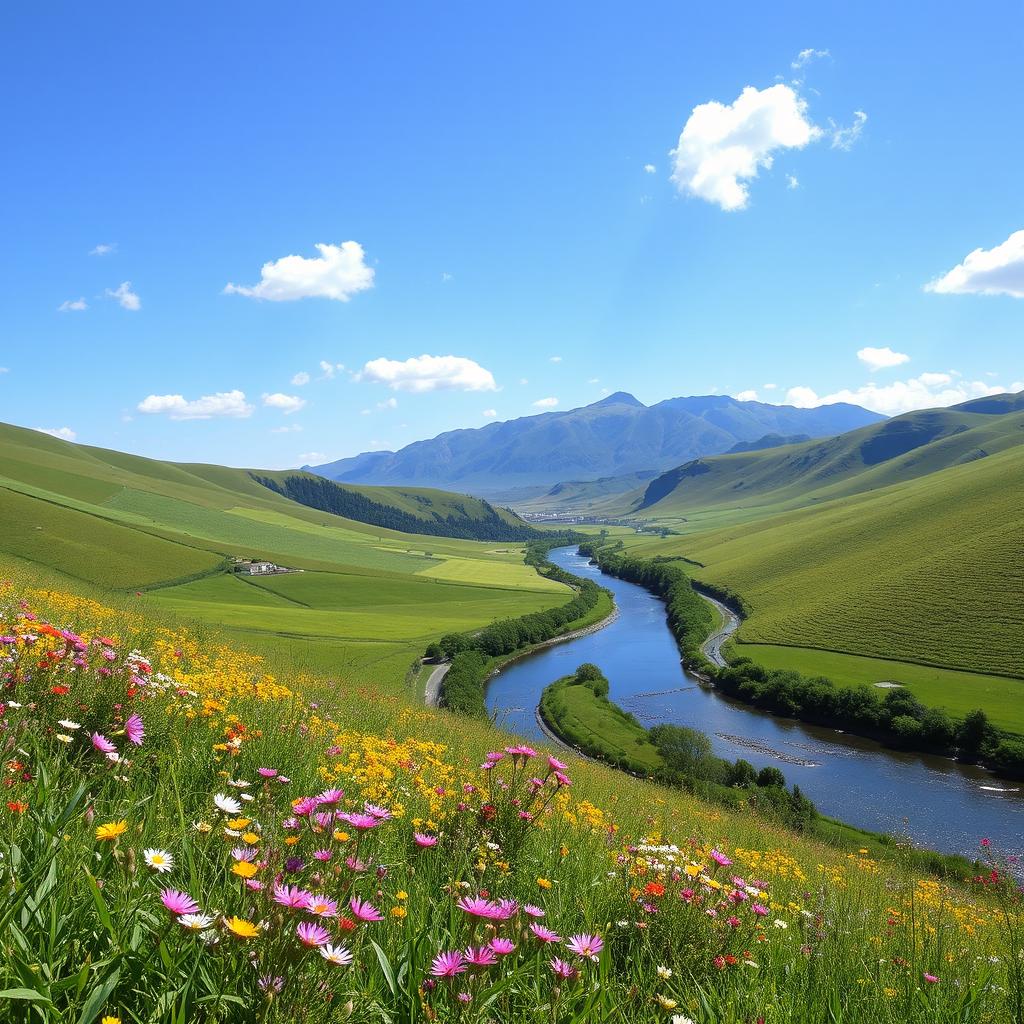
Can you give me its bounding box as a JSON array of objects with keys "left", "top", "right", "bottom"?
[
  {"left": 731, "top": 643, "right": 1024, "bottom": 735},
  {"left": 0, "top": 422, "right": 570, "bottom": 689}
]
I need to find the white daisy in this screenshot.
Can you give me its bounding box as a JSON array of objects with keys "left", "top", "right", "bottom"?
[
  {"left": 213, "top": 793, "right": 242, "bottom": 815},
  {"left": 143, "top": 848, "right": 174, "bottom": 873},
  {"left": 57, "top": 719, "right": 81, "bottom": 730},
  {"left": 56, "top": 734, "right": 73, "bottom": 743},
  {"left": 656, "top": 965, "right": 673, "bottom": 979},
  {"left": 179, "top": 913, "right": 214, "bottom": 931},
  {"left": 320, "top": 943, "right": 353, "bottom": 966}
]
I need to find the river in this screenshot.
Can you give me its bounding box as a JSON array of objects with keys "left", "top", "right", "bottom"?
[{"left": 485, "top": 546, "right": 1024, "bottom": 857}]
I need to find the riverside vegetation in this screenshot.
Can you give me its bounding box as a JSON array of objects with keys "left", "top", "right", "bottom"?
[
  {"left": 2, "top": 561, "right": 1023, "bottom": 1023},
  {"left": 576, "top": 539, "right": 1024, "bottom": 781}
]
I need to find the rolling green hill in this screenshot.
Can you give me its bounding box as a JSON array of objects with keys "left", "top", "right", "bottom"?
[
  {"left": 0, "top": 421, "right": 570, "bottom": 686},
  {"left": 635, "top": 394, "right": 1024, "bottom": 519},
  {"left": 621, "top": 442, "right": 1024, "bottom": 726}
]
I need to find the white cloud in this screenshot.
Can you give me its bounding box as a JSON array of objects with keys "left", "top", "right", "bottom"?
[
  {"left": 224, "top": 241, "right": 374, "bottom": 302},
  {"left": 670, "top": 84, "right": 821, "bottom": 211},
  {"left": 482, "top": 408, "right": 497, "bottom": 418},
  {"left": 587, "top": 377, "right": 600, "bottom": 384},
  {"left": 925, "top": 229, "right": 1024, "bottom": 298},
  {"left": 0, "top": 367, "right": 8, "bottom": 373},
  {"left": 857, "top": 346, "right": 910, "bottom": 372},
  {"left": 106, "top": 281, "right": 140, "bottom": 310},
  {"left": 271, "top": 424, "right": 303, "bottom": 434},
  {"left": 830, "top": 110, "right": 867, "bottom": 151},
  {"left": 550, "top": 355, "right": 563, "bottom": 363},
  {"left": 734, "top": 389, "right": 760, "bottom": 402},
  {"left": 643, "top": 163, "right": 656, "bottom": 174},
  {"left": 58, "top": 297, "right": 88, "bottom": 312},
  {"left": 137, "top": 390, "right": 254, "bottom": 420},
  {"left": 782, "top": 373, "right": 1014, "bottom": 416},
  {"left": 533, "top": 397, "right": 559, "bottom": 409},
  {"left": 359, "top": 354, "right": 497, "bottom": 393},
  {"left": 377, "top": 397, "right": 398, "bottom": 410},
  {"left": 291, "top": 371, "right": 311, "bottom": 386},
  {"left": 89, "top": 242, "right": 117, "bottom": 256},
  {"left": 786, "top": 174, "right": 800, "bottom": 189},
  {"left": 519, "top": 378, "right": 529, "bottom": 385},
  {"left": 441, "top": 271, "right": 454, "bottom": 282},
  {"left": 298, "top": 452, "right": 327, "bottom": 464},
  {"left": 262, "top": 392, "right": 306, "bottom": 415},
  {"left": 791, "top": 48, "right": 830, "bottom": 70},
  {"left": 763, "top": 382, "right": 777, "bottom": 390},
  {"left": 34, "top": 426, "right": 76, "bottom": 441},
  {"left": 319, "top": 360, "right": 345, "bottom": 379}
]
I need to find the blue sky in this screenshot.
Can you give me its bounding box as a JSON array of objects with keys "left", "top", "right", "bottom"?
[{"left": 1, "top": 2, "right": 1021, "bottom": 468}]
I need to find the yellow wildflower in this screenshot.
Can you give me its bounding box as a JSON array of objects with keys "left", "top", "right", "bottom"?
[{"left": 95, "top": 820, "right": 128, "bottom": 842}]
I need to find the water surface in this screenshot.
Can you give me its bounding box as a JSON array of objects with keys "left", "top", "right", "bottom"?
[{"left": 485, "top": 547, "right": 1024, "bottom": 857}]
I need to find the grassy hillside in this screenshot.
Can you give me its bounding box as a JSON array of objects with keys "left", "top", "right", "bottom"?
[
  {"left": 637, "top": 400, "right": 1024, "bottom": 519},
  {"left": 0, "top": 422, "right": 569, "bottom": 686},
  {"left": 621, "top": 444, "right": 1024, "bottom": 722},
  {"left": 1, "top": 556, "right": 1018, "bottom": 1022}
]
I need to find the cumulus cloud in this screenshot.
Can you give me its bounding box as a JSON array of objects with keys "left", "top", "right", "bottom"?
[
  {"left": 925, "top": 229, "right": 1024, "bottom": 298},
  {"left": 106, "top": 281, "right": 140, "bottom": 310},
  {"left": 734, "top": 389, "right": 760, "bottom": 402},
  {"left": 262, "top": 392, "right": 306, "bottom": 415},
  {"left": 291, "top": 371, "right": 311, "bottom": 386},
  {"left": 786, "top": 174, "right": 800, "bottom": 189},
  {"left": 830, "top": 110, "right": 867, "bottom": 150},
  {"left": 137, "top": 390, "right": 254, "bottom": 420},
  {"left": 34, "top": 426, "right": 76, "bottom": 441},
  {"left": 358, "top": 354, "right": 497, "bottom": 393},
  {"left": 319, "top": 360, "right": 345, "bottom": 379},
  {"left": 224, "top": 241, "right": 374, "bottom": 302},
  {"left": 58, "top": 297, "right": 88, "bottom": 312},
  {"left": 670, "top": 84, "right": 821, "bottom": 211},
  {"left": 89, "top": 242, "right": 117, "bottom": 256},
  {"left": 857, "top": 346, "right": 910, "bottom": 371},
  {"left": 587, "top": 378, "right": 600, "bottom": 384},
  {"left": 550, "top": 355, "right": 563, "bottom": 363},
  {"left": 482, "top": 408, "right": 497, "bottom": 418},
  {"left": 271, "top": 424, "right": 303, "bottom": 434},
  {"left": 643, "top": 163, "right": 656, "bottom": 173},
  {"left": 298, "top": 452, "right": 327, "bottom": 464},
  {"left": 533, "top": 397, "right": 559, "bottom": 409},
  {"left": 791, "top": 48, "right": 830, "bottom": 69},
  {"left": 782, "top": 373, "right": 1017, "bottom": 416},
  {"left": 377, "top": 397, "right": 398, "bottom": 410}
]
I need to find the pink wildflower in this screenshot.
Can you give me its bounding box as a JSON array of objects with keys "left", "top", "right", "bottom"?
[
  {"left": 431, "top": 950, "right": 467, "bottom": 978},
  {"left": 530, "top": 923, "right": 562, "bottom": 943},
  {"left": 90, "top": 732, "right": 116, "bottom": 754},
  {"left": 489, "top": 937, "right": 516, "bottom": 955},
  {"left": 124, "top": 713, "right": 144, "bottom": 746},
  {"left": 550, "top": 957, "right": 580, "bottom": 980},
  {"left": 566, "top": 933, "right": 604, "bottom": 961},
  {"left": 349, "top": 896, "right": 384, "bottom": 922},
  {"left": 456, "top": 895, "right": 501, "bottom": 919},
  {"left": 523, "top": 904, "right": 545, "bottom": 918},
  {"left": 160, "top": 889, "right": 199, "bottom": 916},
  {"left": 463, "top": 945, "right": 498, "bottom": 968},
  {"left": 413, "top": 832, "right": 438, "bottom": 847},
  {"left": 710, "top": 848, "right": 732, "bottom": 867},
  {"left": 336, "top": 812, "right": 377, "bottom": 830},
  {"left": 315, "top": 788, "right": 343, "bottom": 805},
  {"left": 306, "top": 894, "right": 339, "bottom": 918},
  {"left": 272, "top": 884, "right": 312, "bottom": 910},
  {"left": 296, "top": 921, "right": 332, "bottom": 947}
]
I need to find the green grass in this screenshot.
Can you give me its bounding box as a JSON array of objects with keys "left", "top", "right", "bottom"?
[
  {"left": 540, "top": 674, "right": 664, "bottom": 773},
  {"left": 0, "top": 421, "right": 572, "bottom": 690},
  {"left": 624, "top": 445, "right": 1024, "bottom": 683},
  {"left": 730, "top": 642, "right": 1024, "bottom": 734}
]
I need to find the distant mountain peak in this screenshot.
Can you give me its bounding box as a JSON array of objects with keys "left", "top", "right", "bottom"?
[{"left": 589, "top": 391, "right": 645, "bottom": 409}]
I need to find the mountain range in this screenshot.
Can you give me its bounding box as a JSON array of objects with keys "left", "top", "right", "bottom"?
[{"left": 309, "top": 392, "right": 883, "bottom": 491}]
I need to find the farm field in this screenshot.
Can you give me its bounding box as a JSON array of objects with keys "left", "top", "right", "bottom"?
[{"left": 0, "top": 422, "right": 571, "bottom": 690}]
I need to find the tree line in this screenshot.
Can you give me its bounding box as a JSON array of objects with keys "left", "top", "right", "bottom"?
[
  {"left": 252, "top": 473, "right": 544, "bottom": 542},
  {"left": 427, "top": 541, "right": 609, "bottom": 715},
  {"left": 578, "top": 539, "right": 1024, "bottom": 781}
]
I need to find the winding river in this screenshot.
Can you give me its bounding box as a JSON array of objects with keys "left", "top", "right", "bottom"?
[{"left": 485, "top": 547, "right": 1024, "bottom": 857}]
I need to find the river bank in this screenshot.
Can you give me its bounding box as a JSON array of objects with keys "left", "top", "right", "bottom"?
[{"left": 485, "top": 547, "right": 1024, "bottom": 856}]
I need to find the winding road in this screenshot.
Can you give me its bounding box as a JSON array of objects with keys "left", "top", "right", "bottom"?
[{"left": 696, "top": 590, "right": 741, "bottom": 668}]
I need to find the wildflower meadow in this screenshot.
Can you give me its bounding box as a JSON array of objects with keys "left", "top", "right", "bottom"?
[{"left": 0, "top": 573, "right": 1021, "bottom": 1023}]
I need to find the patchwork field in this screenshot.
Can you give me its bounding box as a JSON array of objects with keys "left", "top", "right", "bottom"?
[{"left": 0, "top": 422, "right": 570, "bottom": 688}]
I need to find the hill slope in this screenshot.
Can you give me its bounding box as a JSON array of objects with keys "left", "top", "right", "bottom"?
[
  {"left": 636, "top": 394, "right": 1024, "bottom": 517},
  {"left": 0, "top": 421, "right": 569, "bottom": 685},
  {"left": 626, "top": 442, "right": 1024, "bottom": 679},
  {"left": 311, "top": 392, "right": 882, "bottom": 490}
]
